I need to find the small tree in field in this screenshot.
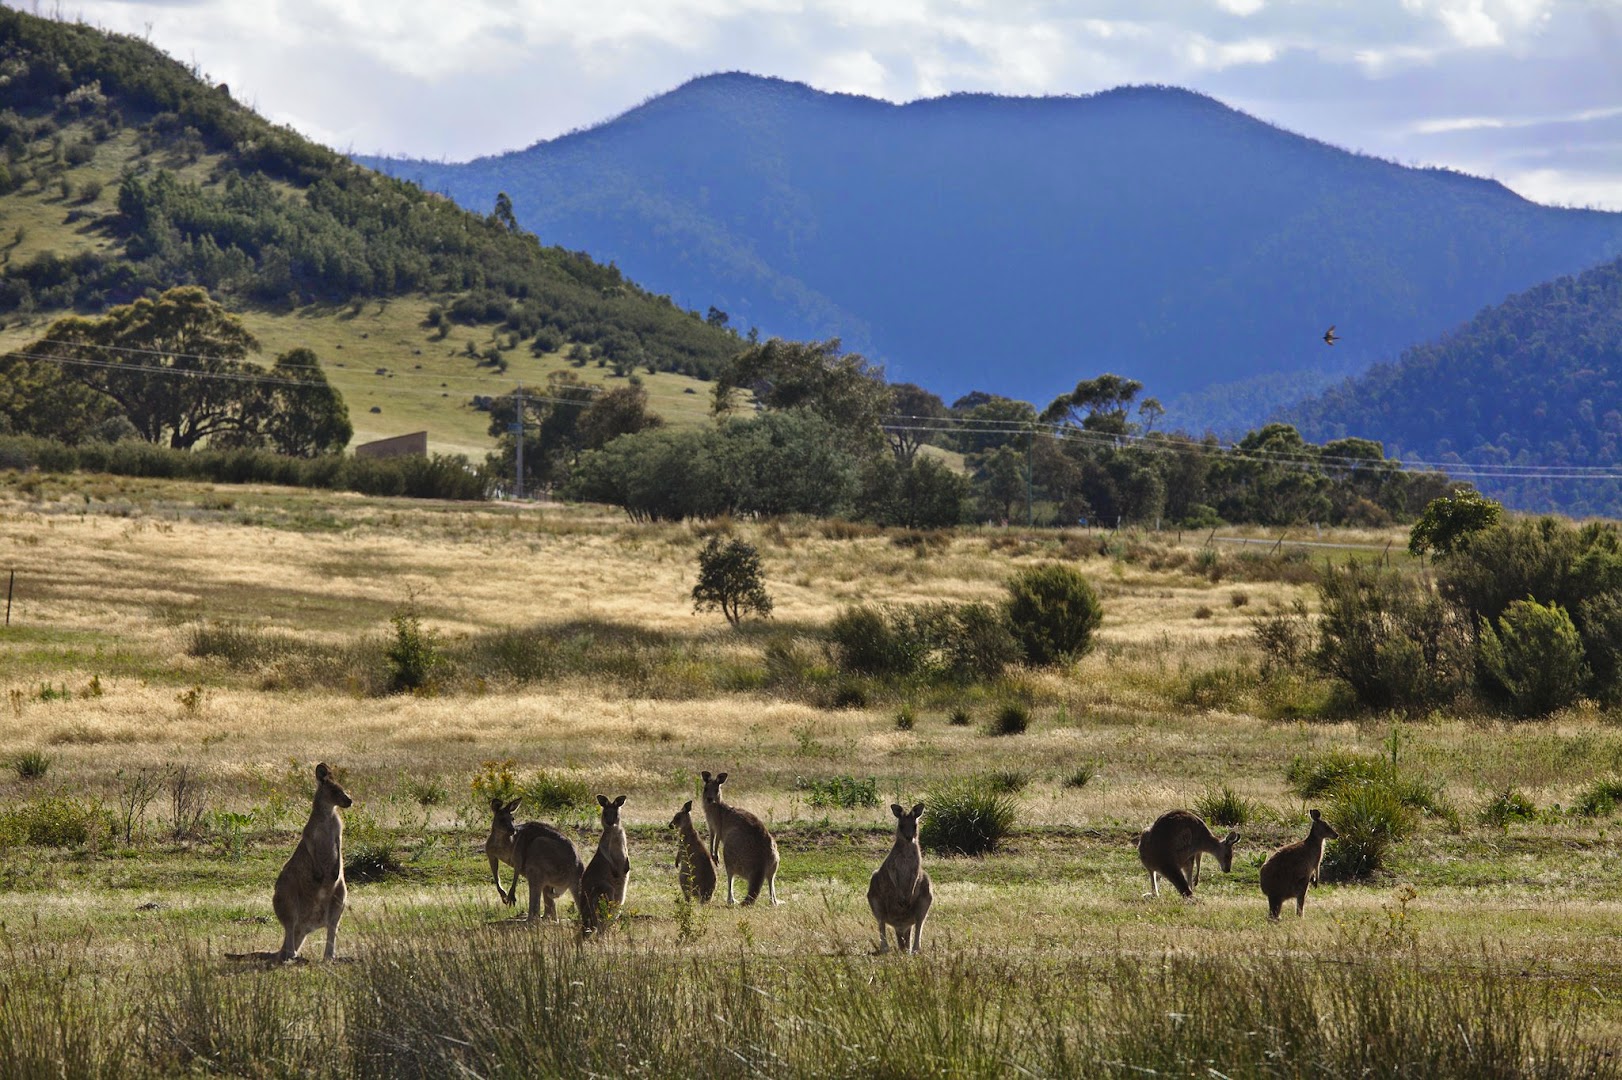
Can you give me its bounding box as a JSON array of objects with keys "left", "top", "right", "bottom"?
[
  {"left": 693, "top": 537, "right": 773, "bottom": 627},
  {"left": 1409, "top": 489, "right": 1501, "bottom": 557}
]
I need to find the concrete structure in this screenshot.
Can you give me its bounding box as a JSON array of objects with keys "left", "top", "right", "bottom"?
[{"left": 353, "top": 431, "right": 428, "bottom": 459}]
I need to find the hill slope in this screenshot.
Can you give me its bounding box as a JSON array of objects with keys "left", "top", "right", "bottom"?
[
  {"left": 1288, "top": 255, "right": 1622, "bottom": 515},
  {"left": 361, "top": 73, "right": 1622, "bottom": 423},
  {"left": 0, "top": 10, "right": 741, "bottom": 453}
]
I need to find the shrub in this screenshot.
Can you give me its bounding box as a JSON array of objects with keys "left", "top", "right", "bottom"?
[
  {"left": 1005, "top": 563, "right": 1103, "bottom": 666},
  {"left": 1479, "top": 788, "right": 1538, "bottom": 829},
  {"left": 945, "top": 602, "right": 1021, "bottom": 681},
  {"left": 524, "top": 772, "right": 590, "bottom": 813},
  {"left": 1313, "top": 562, "right": 1471, "bottom": 712},
  {"left": 1577, "top": 777, "right": 1622, "bottom": 817},
  {"left": 920, "top": 778, "right": 1018, "bottom": 856},
  {"left": 1477, "top": 598, "right": 1588, "bottom": 718},
  {"left": 692, "top": 537, "right": 772, "bottom": 627},
  {"left": 11, "top": 749, "right": 50, "bottom": 780},
  {"left": 385, "top": 606, "right": 443, "bottom": 694},
  {"left": 1194, "top": 785, "right": 1258, "bottom": 828},
  {"left": 827, "top": 605, "right": 904, "bottom": 676},
  {"left": 795, "top": 775, "right": 879, "bottom": 809},
  {"left": 1249, "top": 599, "right": 1312, "bottom": 673},
  {"left": 0, "top": 795, "right": 113, "bottom": 847},
  {"left": 894, "top": 704, "right": 916, "bottom": 731},
  {"left": 1408, "top": 490, "right": 1502, "bottom": 556},
  {"left": 1321, "top": 784, "right": 1417, "bottom": 881},
  {"left": 1285, "top": 751, "right": 1390, "bottom": 799},
  {"left": 988, "top": 701, "right": 1031, "bottom": 736}
]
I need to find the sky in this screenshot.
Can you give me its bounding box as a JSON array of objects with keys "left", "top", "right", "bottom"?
[{"left": 13, "top": 0, "right": 1622, "bottom": 210}]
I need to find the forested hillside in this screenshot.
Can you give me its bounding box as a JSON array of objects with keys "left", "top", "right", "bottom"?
[
  {"left": 0, "top": 9, "right": 742, "bottom": 381},
  {"left": 1289, "top": 256, "right": 1622, "bottom": 515},
  {"left": 361, "top": 72, "right": 1622, "bottom": 425}
]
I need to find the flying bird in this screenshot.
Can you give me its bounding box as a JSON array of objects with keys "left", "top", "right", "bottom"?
[{"left": 1323, "top": 326, "right": 1340, "bottom": 346}]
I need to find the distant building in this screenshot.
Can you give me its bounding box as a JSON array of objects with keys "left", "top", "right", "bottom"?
[{"left": 354, "top": 431, "right": 428, "bottom": 459}]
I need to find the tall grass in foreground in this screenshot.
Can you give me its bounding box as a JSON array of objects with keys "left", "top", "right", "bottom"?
[{"left": 2, "top": 918, "right": 1612, "bottom": 1079}]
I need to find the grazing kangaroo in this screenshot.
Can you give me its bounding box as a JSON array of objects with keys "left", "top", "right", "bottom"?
[
  {"left": 485, "top": 797, "right": 584, "bottom": 921},
  {"left": 669, "top": 799, "right": 717, "bottom": 903},
  {"left": 868, "top": 802, "right": 932, "bottom": 954},
  {"left": 1259, "top": 808, "right": 1340, "bottom": 920},
  {"left": 1136, "top": 809, "right": 1240, "bottom": 899},
  {"left": 580, "top": 794, "right": 630, "bottom": 934},
  {"left": 701, "top": 770, "right": 780, "bottom": 905},
  {"left": 267, "top": 762, "right": 352, "bottom": 961}
]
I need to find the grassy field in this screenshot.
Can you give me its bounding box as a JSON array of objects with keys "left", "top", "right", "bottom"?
[{"left": 3, "top": 475, "right": 1622, "bottom": 1075}]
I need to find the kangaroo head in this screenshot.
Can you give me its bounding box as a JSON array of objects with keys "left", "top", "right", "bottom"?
[
  {"left": 314, "top": 762, "right": 353, "bottom": 810},
  {"left": 490, "top": 797, "right": 521, "bottom": 833},
  {"left": 669, "top": 798, "right": 694, "bottom": 829},
  {"left": 701, "top": 771, "right": 728, "bottom": 806},
  {"left": 891, "top": 801, "right": 925, "bottom": 841},
  {"left": 1308, "top": 808, "right": 1339, "bottom": 840},
  {"left": 1217, "top": 831, "right": 1241, "bottom": 872},
  {"left": 597, "top": 793, "right": 627, "bottom": 828}
]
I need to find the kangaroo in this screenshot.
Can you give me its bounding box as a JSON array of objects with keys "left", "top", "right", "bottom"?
[
  {"left": 1136, "top": 809, "right": 1240, "bottom": 899},
  {"left": 868, "top": 802, "right": 932, "bottom": 954},
  {"left": 669, "top": 799, "right": 717, "bottom": 903},
  {"left": 579, "top": 794, "right": 630, "bottom": 934},
  {"left": 701, "top": 770, "right": 780, "bottom": 905},
  {"left": 270, "top": 762, "right": 352, "bottom": 961},
  {"left": 485, "top": 797, "right": 584, "bottom": 921},
  {"left": 1259, "top": 808, "right": 1340, "bottom": 920}
]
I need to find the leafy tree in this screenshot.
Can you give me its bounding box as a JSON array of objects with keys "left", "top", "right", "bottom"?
[
  {"left": 692, "top": 537, "right": 772, "bottom": 627},
  {"left": 1005, "top": 564, "right": 1103, "bottom": 666},
  {"left": 1040, "top": 373, "right": 1145, "bottom": 434},
  {"left": 714, "top": 337, "right": 891, "bottom": 445},
  {"left": 576, "top": 383, "right": 663, "bottom": 451},
  {"left": 1313, "top": 562, "right": 1472, "bottom": 712},
  {"left": 258, "top": 347, "right": 352, "bottom": 456},
  {"left": 1409, "top": 489, "right": 1502, "bottom": 557},
  {"left": 491, "top": 191, "right": 519, "bottom": 233},
  {"left": 883, "top": 382, "right": 947, "bottom": 465}
]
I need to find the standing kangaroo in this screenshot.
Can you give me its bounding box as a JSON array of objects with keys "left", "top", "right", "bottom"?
[
  {"left": 273, "top": 762, "right": 352, "bottom": 961},
  {"left": 701, "top": 770, "right": 780, "bottom": 905},
  {"left": 485, "top": 797, "right": 585, "bottom": 921},
  {"left": 1259, "top": 808, "right": 1340, "bottom": 920},
  {"left": 1136, "top": 809, "right": 1240, "bottom": 899},
  {"left": 868, "top": 802, "right": 932, "bottom": 954},
  {"left": 580, "top": 794, "right": 630, "bottom": 934},
  {"left": 669, "top": 799, "right": 717, "bottom": 903}
]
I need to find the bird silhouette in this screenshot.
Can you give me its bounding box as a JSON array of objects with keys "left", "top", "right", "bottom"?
[{"left": 1323, "top": 326, "right": 1340, "bottom": 346}]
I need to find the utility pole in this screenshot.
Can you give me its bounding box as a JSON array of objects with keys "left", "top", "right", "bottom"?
[{"left": 511, "top": 383, "right": 525, "bottom": 501}]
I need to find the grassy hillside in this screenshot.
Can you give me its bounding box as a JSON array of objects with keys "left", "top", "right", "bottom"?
[
  {"left": 0, "top": 9, "right": 740, "bottom": 456},
  {"left": 3, "top": 477, "right": 1622, "bottom": 1072}
]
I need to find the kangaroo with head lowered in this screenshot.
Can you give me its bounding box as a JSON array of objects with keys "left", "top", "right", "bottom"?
[
  {"left": 271, "top": 762, "right": 352, "bottom": 961},
  {"left": 868, "top": 802, "right": 932, "bottom": 954},
  {"left": 1260, "top": 808, "right": 1340, "bottom": 920},
  {"left": 580, "top": 794, "right": 630, "bottom": 935},
  {"left": 485, "top": 797, "right": 584, "bottom": 921},
  {"left": 1136, "top": 809, "right": 1240, "bottom": 899},
  {"left": 669, "top": 799, "right": 717, "bottom": 903},
  {"left": 701, "top": 770, "right": 780, "bottom": 905}
]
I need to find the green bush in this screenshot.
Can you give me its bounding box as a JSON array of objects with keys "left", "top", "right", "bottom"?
[
  {"left": 1312, "top": 562, "right": 1471, "bottom": 712},
  {"left": 1005, "top": 564, "right": 1103, "bottom": 666},
  {"left": 795, "top": 775, "right": 879, "bottom": 810},
  {"left": 692, "top": 536, "right": 772, "bottom": 627},
  {"left": 523, "top": 772, "right": 590, "bottom": 814},
  {"left": 1477, "top": 598, "right": 1588, "bottom": 718},
  {"left": 1285, "top": 751, "right": 1390, "bottom": 799},
  {"left": 385, "top": 607, "right": 443, "bottom": 694},
  {"left": 827, "top": 602, "right": 1019, "bottom": 683},
  {"left": 1321, "top": 784, "right": 1416, "bottom": 881},
  {"left": 920, "top": 778, "right": 1018, "bottom": 856},
  {"left": 1193, "top": 785, "right": 1258, "bottom": 828},
  {"left": 0, "top": 795, "right": 114, "bottom": 847},
  {"left": 11, "top": 749, "right": 50, "bottom": 780},
  {"left": 1478, "top": 788, "right": 1538, "bottom": 829},
  {"left": 827, "top": 605, "right": 907, "bottom": 676},
  {"left": 1577, "top": 777, "right": 1622, "bottom": 817}
]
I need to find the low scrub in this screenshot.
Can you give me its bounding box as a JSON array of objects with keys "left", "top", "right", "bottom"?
[
  {"left": 795, "top": 775, "right": 879, "bottom": 810},
  {"left": 0, "top": 794, "right": 115, "bottom": 848},
  {"left": 1193, "top": 785, "right": 1259, "bottom": 828},
  {"left": 1479, "top": 788, "right": 1538, "bottom": 829},
  {"left": 1576, "top": 776, "right": 1622, "bottom": 817},
  {"left": 920, "top": 777, "right": 1019, "bottom": 856},
  {"left": 826, "top": 601, "right": 1019, "bottom": 683},
  {"left": 1321, "top": 783, "right": 1417, "bottom": 881},
  {"left": 1005, "top": 563, "right": 1103, "bottom": 666}
]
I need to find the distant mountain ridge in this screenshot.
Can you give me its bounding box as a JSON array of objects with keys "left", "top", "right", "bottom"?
[{"left": 360, "top": 73, "right": 1622, "bottom": 423}]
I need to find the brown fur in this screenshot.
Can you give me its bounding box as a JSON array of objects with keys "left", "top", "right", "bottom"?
[
  {"left": 701, "top": 770, "right": 780, "bottom": 905},
  {"left": 485, "top": 797, "right": 584, "bottom": 921},
  {"left": 1259, "top": 808, "right": 1340, "bottom": 919},
  {"left": 867, "top": 802, "right": 932, "bottom": 954},
  {"left": 669, "top": 799, "right": 717, "bottom": 903},
  {"left": 1136, "top": 809, "right": 1240, "bottom": 899},
  {"left": 271, "top": 763, "right": 352, "bottom": 961},
  {"left": 580, "top": 794, "right": 630, "bottom": 934}
]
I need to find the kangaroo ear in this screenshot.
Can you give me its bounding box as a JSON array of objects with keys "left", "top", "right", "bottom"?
[
  {"left": 1309, "top": 808, "right": 1321, "bottom": 820},
  {"left": 614, "top": 795, "right": 626, "bottom": 807},
  {"left": 1228, "top": 832, "right": 1241, "bottom": 845},
  {"left": 911, "top": 802, "right": 925, "bottom": 819},
  {"left": 490, "top": 797, "right": 503, "bottom": 812},
  {"left": 504, "top": 798, "right": 521, "bottom": 814},
  {"left": 891, "top": 803, "right": 905, "bottom": 818},
  {"left": 682, "top": 799, "right": 693, "bottom": 813},
  {"left": 597, "top": 794, "right": 610, "bottom": 808},
  {"left": 315, "top": 762, "right": 330, "bottom": 780},
  {"left": 716, "top": 772, "right": 728, "bottom": 784},
  {"left": 701, "top": 771, "right": 712, "bottom": 782}
]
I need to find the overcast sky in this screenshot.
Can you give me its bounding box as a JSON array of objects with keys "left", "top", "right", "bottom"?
[{"left": 16, "top": 0, "right": 1622, "bottom": 210}]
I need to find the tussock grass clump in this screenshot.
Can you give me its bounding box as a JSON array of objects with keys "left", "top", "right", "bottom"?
[
  {"left": 1063, "top": 764, "right": 1095, "bottom": 789},
  {"left": 1286, "top": 751, "right": 1390, "bottom": 799},
  {"left": 795, "top": 775, "right": 879, "bottom": 809},
  {"left": 984, "top": 768, "right": 1033, "bottom": 794},
  {"left": 185, "top": 621, "right": 306, "bottom": 669},
  {"left": 894, "top": 704, "right": 916, "bottom": 731},
  {"left": 1480, "top": 787, "right": 1538, "bottom": 828},
  {"left": 1576, "top": 776, "right": 1622, "bottom": 817},
  {"left": 947, "top": 706, "right": 972, "bottom": 727},
  {"left": 920, "top": 777, "right": 1018, "bottom": 855},
  {"left": 987, "top": 701, "right": 1031, "bottom": 736},
  {"left": 1322, "top": 784, "right": 1417, "bottom": 881},
  {"left": 1194, "top": 784, "right": 1260, "bottom": 827},
  {"left": 11, "top": 749, "right": 51, "bottom": 780}
]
